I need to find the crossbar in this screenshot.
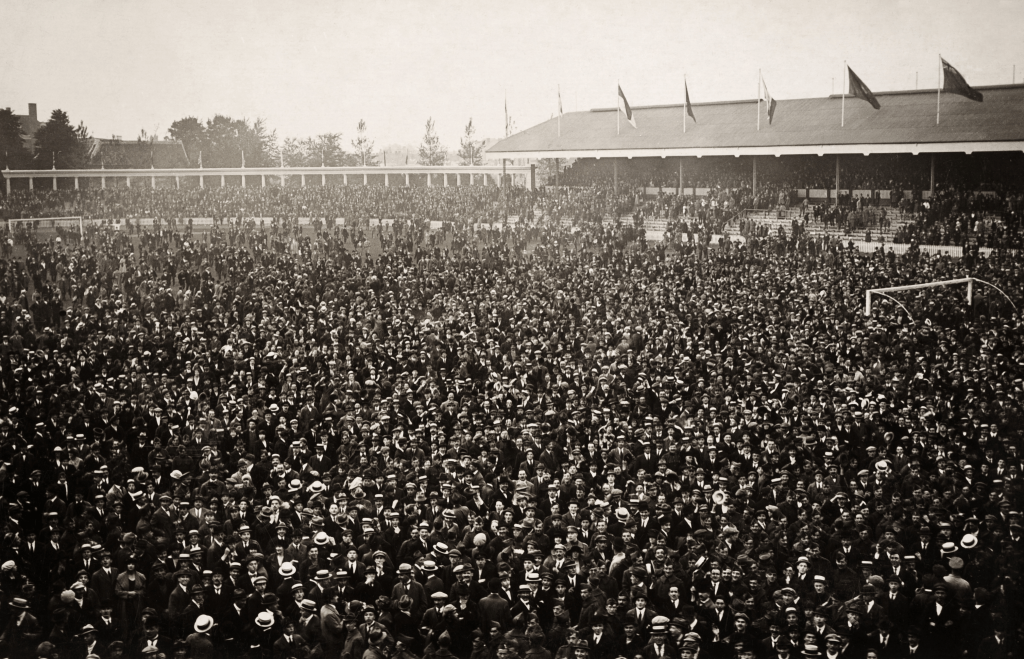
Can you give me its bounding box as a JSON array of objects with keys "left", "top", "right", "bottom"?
[{"left": 864, "top": 277, "right": 1020, "bottom": 317}]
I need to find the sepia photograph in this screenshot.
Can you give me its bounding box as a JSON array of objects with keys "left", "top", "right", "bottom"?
[{"left": 1, "top": 1, "right": 1022, "bottom": 658}]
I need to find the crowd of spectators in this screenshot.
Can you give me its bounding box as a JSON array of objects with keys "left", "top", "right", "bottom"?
[
  {"left": 0, "top": 176, "right": 1021, "bottom": 659},
  {"left": 552, "top": 156, "right": 1024, "bottom": 248}
]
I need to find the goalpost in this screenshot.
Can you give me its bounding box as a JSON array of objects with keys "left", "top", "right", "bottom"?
[
  {"left": 865, "top": 277, "right": 1018, "bottom": 320},
  {"left": 7, "top": 216, "right": 84, "bottom": 239}
]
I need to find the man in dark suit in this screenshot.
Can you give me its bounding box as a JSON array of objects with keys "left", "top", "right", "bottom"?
[
  {"left": 71, "top": 624, "right": 106, "bottom": 659},
  {"left": 273, "top": 618, "right": 311, "bottom": 658},
  {"left": 134, "top": 623, "right": 174, "bottom": 658},
  {"left": 89, "top": 552, "right": 119, "bottom": 604},
  {"left": 320, "top": 589, "right": 346, "bottom": 659},
  {"left": 218, "top": 588, "right": 249, "bottom": 655},
  {"left": 625, "top": 593, "right": 657, "bottom": 642},
  {"left": 204, "top": 570, "right": 232, "bottom": 618},
  {"left": 585, "top": 613, "right": 620, "bottom": 659},
  {"left": 478, "top": 579, "right": 512, "bottom": 633},
  {"left": 297, "top": 598, "right": 322, "bottom": 649},
  {"left": 641, "top": 621, "right": 679, "bottom": 659},
  {"left": 975, "top": 620, "right": 1015, "bottom": 659},
  {"left": 918, "top": 583, "right": 959, "bottom": 658},
  {"left": 877, "top": 574, "right": 910, "bottom": 630},
  {"left": 94, "top": 601, "right": 122, "bottom": 647},
  {"left": 0, "top": 598, "right": 43, "bottom": 658},
  {"left": 870, "top": 618, "right": 900, "bottom": 659}
]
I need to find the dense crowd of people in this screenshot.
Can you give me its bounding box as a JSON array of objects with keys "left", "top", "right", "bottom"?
[{"left": 0, "top": 174, "right": 1021, "bottom": 659}]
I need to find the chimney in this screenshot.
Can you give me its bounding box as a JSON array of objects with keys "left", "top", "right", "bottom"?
[{"left": 28, "top": 103, "right": 37, "bottom": 120}]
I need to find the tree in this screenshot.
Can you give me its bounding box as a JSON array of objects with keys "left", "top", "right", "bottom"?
[
  {"left": 351, "top": 119, "right": 377, "bottom": 166},
  {"left": 32, "top": 109, "right": 88, "bottom": 169},
  {"left": 204, "top": 115, "right": 246, "bottom": 168},
  {"left": 281, "top": 137, "right": 306, "bottom": 167},
  {"left": 418, "top": 118, "right": 447, "bottom": 166},
  {"left": 168, "top": 117, "right": 206, "bottom": 167},
  {"left": 0, "top": 108, "right": 30, "bottom": 170},
  {"left": 242, "top": 117, "right": 278, "bottom": 168},
  {"left": 457, "top": 118, "right": 482, "bottom": 166},
  {"left": 306, "top": 134, "right": 348, "bottom": 167}
]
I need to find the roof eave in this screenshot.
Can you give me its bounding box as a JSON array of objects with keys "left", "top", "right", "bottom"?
[{"left": 484, "top": 140, "right": 1024, "bottom": 160}]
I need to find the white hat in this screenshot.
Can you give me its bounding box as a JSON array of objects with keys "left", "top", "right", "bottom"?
[
  {"left": 194, "top": 614, "right": 215, "bottom": 633},
  {"left": 255, "top": 611, "right": 274, "bottom": 628}
]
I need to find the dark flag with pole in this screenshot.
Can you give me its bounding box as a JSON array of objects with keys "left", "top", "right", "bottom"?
[
  {"left": 942, "top": 58, "right": 983, "bottom": 101},
  {"left": 848, "top": 66, "right": 881, "bottom": 110},
  {"left": 685, "top": 80, "right": 697, "bottom": 125}
]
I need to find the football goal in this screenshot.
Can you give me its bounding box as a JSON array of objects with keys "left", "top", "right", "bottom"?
[
  {"left": 6, "top": 216, "right": 84, "bottom": 239},
  {"left": 865, "top": 277, "right": 1017, "bottom": 321}
]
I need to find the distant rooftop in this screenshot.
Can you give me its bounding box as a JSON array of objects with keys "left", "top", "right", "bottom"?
[{"left": 486, "top": 84, "right": 1024, "bottom": 159}]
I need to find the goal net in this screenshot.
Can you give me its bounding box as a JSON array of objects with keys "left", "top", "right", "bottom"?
[
  {"left": 866, "top": 277, "right": 1017, "bottom": 324},
  {"left": 6, "top": 216, "right": 84, "bottom": 244}
]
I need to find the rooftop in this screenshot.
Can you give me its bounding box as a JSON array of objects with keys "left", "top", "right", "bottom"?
[{"left": 485, "top": 84, "right": 1024, "bottom": 159}]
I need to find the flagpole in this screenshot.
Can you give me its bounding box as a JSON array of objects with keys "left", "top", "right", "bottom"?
[
  {"left": 683, "top": 75, "right": 687, "bottom": 134},
  {"left": 757, "top": 69, "right": 761, "bottom": 131},
  {"left": 617, "top": 80, "right": 620, "bottom": 136},
  {"left": 558, "top": 84, "right": 561, "bottom": 137},
  {"left": 842, "top": 62, "right": 846, "bottom": 128},
  {"left": 937, "top": 55, "right": 942, "bottom": 126}
]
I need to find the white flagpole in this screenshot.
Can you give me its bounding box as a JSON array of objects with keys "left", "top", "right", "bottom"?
[
  {"left": 684, "top": 75, "right": 687, "bottom": 134},
  {"left": 617, "top": 80, "right": 620, "bottom": 136},
  {"left": 558, "top": 84, "right": 561, "bottom": 137},
  {"left": 842, "top": 62, "right": 846, "bottom": 128},
  {"left": 757, "top": 69, "right": 761, "bottom": 131},
  {"left": 937, "top": 55, "right": 942, "bottom": 126}
]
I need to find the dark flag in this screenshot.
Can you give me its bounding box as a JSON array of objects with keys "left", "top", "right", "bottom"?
[
  {"left": 685, "top": 81, "right": 697, "bottom": 123},
  {"left": 942, "top": 58, "right": 983, "bottom": 101},
  {"left": 617, "top": 85, "right": 637, "bottom": 128},
  {"left": 848, "top": 66, "right": 881, "bottom": 110},
  {"left": 762, "top": 77, "right": 777, "bottom": 124}
]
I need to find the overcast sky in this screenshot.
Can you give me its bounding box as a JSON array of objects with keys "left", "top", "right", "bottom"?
[{"left": 2, "top": 0, "right": 1022, "bottom": 151}]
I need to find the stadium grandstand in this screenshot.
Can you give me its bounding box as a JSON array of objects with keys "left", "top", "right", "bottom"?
[{"left": 479, "top": 84, "right": 1024, "bottom": 250}]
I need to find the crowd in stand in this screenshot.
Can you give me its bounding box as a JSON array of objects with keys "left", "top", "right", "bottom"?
[
  {"left": 552, "top": 157, "right": 1024, "bottom": 248},
  {"left": 0, "top": 175, "right": 1021, "bottom": 659}
]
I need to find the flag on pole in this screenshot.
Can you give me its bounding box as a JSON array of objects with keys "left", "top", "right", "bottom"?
[
  {"left": 618, "top": 85, "right": 637, "bottom": 128},
  {"left": 558, "top": 85, "right": 563, "bottom": 137},
  {"left": 685, "top": 81, "right": 697, "bottom": 123},
  {"left": 848, "top": 66, "right": 881, "bottom": 109},
  {"left": 941, "top": 58, "right": 984, "bottom": 101},
  {"left": 505, "top": 96, "right": 511, "bottom": 138},
  {"left": 761, "top": 76, "right": 778, "bottom": 124}
]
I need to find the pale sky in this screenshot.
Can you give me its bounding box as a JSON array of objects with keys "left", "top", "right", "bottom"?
[{"left": 2, "top": 0, "right": 1022, "bottom": 152}]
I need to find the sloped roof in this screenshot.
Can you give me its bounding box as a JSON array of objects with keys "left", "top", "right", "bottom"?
[
  {"left": 90, "top": 139, "right": 191, "bottom": 169},
  {"left": 486, "top": 85, "right": 1024, "bottom": 159}
]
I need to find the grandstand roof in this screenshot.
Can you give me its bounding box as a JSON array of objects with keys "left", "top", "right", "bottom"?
[{"left": 485, "top": 84, "right": 1024, "bottom": 159}]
